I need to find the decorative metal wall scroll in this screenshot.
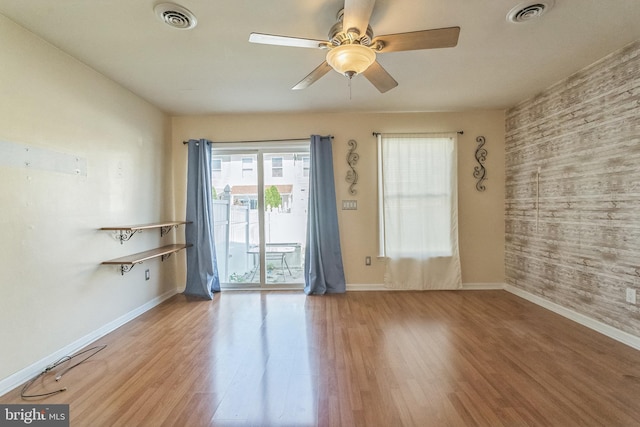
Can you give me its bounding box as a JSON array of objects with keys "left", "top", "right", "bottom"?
[
  {"left": 346, "top": 139, "right": 359, "bottom": 195},
  {"left": 473, "top": 136, "right": 488, "bottom": 192}
]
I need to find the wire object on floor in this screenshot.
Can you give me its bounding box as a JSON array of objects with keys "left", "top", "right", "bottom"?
[{"left": 21, "top": 345, "right": 107, "bottom": 399}]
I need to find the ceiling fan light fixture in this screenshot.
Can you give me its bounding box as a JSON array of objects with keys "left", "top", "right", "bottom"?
[{"left": 326, "top": 44, "right": 376, "bottom": 77}]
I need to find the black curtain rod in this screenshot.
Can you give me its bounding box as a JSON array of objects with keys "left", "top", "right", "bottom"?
[
  {"left": 372, "top": 131, "right": 464, "bottom": 136},
  {"left": 183, "top": 136, "right": 333, "bottom": 145}
]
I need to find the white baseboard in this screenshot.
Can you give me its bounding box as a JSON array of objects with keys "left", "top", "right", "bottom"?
[
  {"left": 347, "top": 283, "right": 505, "bottom": 291},
  {"left": 504, "top": 284, "right": 640, "bottom": 351},
  {"left": 0, "top": 289, "right": 177, "bottom": 397},
  {"left": 462, "top": 282, "right": 505, "bottom": 290},
  {"left": 346, "top": 283, "right": 387, "bottom": 291}
]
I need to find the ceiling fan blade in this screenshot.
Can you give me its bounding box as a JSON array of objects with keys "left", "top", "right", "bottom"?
[
  {"left": 373, "top": 27, "right": 460, "bottom": 53},
  {"left": 292, "top": 61, "right": 333, "bottom": 90},
  {"left": 362, "top": 60, "right": 398, "bottom": 93},
  {"left": 249, "top": 32, "right": 328, "bottom": 49},
  {"left": 343, "top": 0, "right": 376, "bottom": 37}
]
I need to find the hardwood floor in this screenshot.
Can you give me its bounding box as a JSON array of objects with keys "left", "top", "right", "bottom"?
[{"left": 2, "top": 290, "right": 640, "bottom": 426}]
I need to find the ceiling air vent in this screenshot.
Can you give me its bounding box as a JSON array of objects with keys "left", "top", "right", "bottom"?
[
  {"left": 507, "top": 1, "right": 555, "bottom": 23},
  {"left": 154, "top": 3, "right": 197, "bottom": 30}
]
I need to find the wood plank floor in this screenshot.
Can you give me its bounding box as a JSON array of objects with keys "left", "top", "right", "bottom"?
[{"left": 2, "top": 290, "right": 640, "bottom": 426}]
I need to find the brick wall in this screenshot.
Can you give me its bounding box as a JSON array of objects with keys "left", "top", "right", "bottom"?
[{"left": 505, "top": 41, "right": 640, "bottom": 336}]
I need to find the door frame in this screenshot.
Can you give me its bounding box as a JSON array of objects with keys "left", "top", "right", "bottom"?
[{"left": 213, "top": 140, "right": 309, "bottom": 289}]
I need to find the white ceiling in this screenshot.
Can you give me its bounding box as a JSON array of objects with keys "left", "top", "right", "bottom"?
[{"left": 1, "top": 0, "right": 639, "bottom": 115}]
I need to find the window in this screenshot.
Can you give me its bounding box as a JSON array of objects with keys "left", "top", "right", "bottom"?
[
  {"left": 272, "top": 157, "right": 283, "bottom": 177},
  {"left": 242, "top": 157, "right": 253, "bottom": 177},
  {"left": 302, "top": 156, "right": 310, "bottom": 177},
  {"left": 378, "top": 133, "right": 457, "bottom": 259},
  {"left": 212, "top": 158, "right": 222, "bottom": 179}
]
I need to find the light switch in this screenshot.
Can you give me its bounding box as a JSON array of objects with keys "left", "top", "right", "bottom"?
[{"left": 342, "top": 200, "right": 357, "bottom": 210}]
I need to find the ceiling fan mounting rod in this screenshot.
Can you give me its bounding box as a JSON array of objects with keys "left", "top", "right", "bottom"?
[{"left": 329, "top": 8, "right": 373, "bottom": 47}]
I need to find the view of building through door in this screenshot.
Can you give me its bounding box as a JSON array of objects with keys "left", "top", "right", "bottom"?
[{"left": 211, "top": 145, "right": 309, "bottom": 288}]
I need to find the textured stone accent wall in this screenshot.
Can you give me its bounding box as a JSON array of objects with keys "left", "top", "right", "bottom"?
[{"left": 505, "top": 41, "right": 640, "bottom": 337}]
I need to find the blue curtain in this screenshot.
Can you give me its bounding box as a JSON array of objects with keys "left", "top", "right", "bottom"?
[
  {"left": 304, "top": 135, "right": 346, "bottom": 294},
  {"left": 184, "top": 139, "right": 220, "bottom": 299}
]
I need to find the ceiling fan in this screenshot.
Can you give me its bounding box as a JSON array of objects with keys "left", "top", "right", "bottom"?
[{"left": 249, "top": 0, "right": 460, "bottom": 93}]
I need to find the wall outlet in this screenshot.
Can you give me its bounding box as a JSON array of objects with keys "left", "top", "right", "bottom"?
[
  {"left": 145, "top": 269, "right": 150, "bottom": 281},
  {"left": 626, "top": 288, "right": 636, "bottom": 304}
]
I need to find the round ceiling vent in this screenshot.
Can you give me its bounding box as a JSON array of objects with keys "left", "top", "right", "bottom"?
[
  {"left": 507, "top": 1, "right": 555, "bottom": 23},
  {"left": 154, "top": 3, "right": 197, "bottom": 30}
]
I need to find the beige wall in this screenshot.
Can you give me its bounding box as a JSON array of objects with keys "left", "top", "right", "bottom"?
[
  {"left": 0, "top": 15, "right": 173, "bottom": 384},
  {"left": 171, "top": 111, "right": 505, "bottom": 286},
  {"left": 505, "top": 41, "right": 640, "bottom": 337}
]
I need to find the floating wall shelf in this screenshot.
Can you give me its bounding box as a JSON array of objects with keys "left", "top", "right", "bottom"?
[
  {"left": 102, "top": 244, "right": 192, "bottom": 275},
  {"left": 100, "top": 221, "right": 192, "bottom": 275},
  {"left": 101, "top": 221, "right": 191, "bottom": 244}
]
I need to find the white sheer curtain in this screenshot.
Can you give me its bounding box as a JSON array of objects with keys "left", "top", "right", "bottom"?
[{"left": 378, "top": 133, "right": 461, "bottom": 290}]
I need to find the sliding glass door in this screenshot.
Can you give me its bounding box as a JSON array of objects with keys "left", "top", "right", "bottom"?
[{"left": 211, "top": 142, "right": 309, "bottom": 288}]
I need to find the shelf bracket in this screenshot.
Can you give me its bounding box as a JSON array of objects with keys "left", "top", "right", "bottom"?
[
  {"left": 119, "top": 263, "right": 141, "bottom": 275},
  {"left": 117, "top": 230, "right": 139, "bottom": 244},
  {"left": 161, "top": 253, "right": 173, "bottom": 261},
  {"left": 160, "top": 225, "right": 178, "bottom": 237}
]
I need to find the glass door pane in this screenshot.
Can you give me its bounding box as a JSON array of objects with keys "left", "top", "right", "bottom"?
[
  {"left": 262, "top": 152, "right": 309, "bottom": 286},
  {"left": 212, "top": 153, "right": 261, "bottom": 286}
]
